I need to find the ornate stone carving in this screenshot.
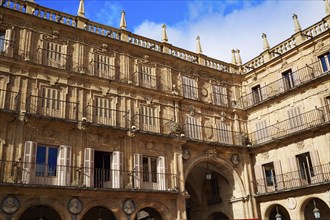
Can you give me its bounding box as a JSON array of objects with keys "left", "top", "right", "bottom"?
[
  {"left": 205, "top": 148, "right": 217, "bottom": 157},
  {"left": 230, "top": 154, "right": 240, "bottom": 165},
  {"left": 296, "top": 141, "right": 304, "bottom": 149},
  {"left": 261, "top": 152, "right": 269, "bottom": 160},
  {"left": 146, "top": 142, "right": 155, "bottom": 150},
  {"left": 189, "top": 106, "right": 195, "bottom": 116},
  {"left": 1, "top": 195, "right": 19, "bottom": 214},
  {"left": 287, "top": 197, "right": 297, "bottom": 210},
  {"left": 182, "top": 149, "right": 190, "bottom": 160}
]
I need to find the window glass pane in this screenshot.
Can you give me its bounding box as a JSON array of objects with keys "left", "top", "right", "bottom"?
[
  {"left": 48, "top": 147, "right": 58, "bottom": 176},
  {"left": 36, "top": 146, "right": 46, "bottom": 176},
  {"left": 151, "top": 158, "right": 157, "bottom": 183}
]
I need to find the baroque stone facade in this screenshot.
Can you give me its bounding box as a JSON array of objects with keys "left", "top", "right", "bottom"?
[{"left": 0, "top": 0, "right": 329, "bottom": 220}]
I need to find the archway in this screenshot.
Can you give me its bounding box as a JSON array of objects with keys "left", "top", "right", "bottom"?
[
  {"left": 82, "top": 206, "right": 116, "bottom": 220},
  {"left": 185, "top": 161, "right": 236, "bottom": 220},
  {"left": 207, "top": 212, "right": 229, "bottom": 220},
  {"left": 19, "top": 205, "right": 61, "bottom": 220},
  {"left": 268, "top": 205, "right": 290, "bottom": 220},
  {"left": 135, "top": 207, "right": 162, "bottom": 220},
  {"left": 303, "top": 198, "right": 330, "bottom": 220}
]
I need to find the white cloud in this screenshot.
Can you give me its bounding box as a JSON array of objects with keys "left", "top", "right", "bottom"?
[
  {"left": 87, "top": 1, "right": 121, "bottom": 27},
  {"left": 133, "top": 0, "right": 325, "bottom": 63}
]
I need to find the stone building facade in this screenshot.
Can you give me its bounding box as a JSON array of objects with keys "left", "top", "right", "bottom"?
[{"left": 0, "top": 0, "right": 329, "bottom": 220}]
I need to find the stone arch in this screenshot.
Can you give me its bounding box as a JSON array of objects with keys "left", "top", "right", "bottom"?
[
  {"left": 264, "top": 204, "right": 291, "bottom": 220},
  {"left": 184, "top": 155, "right": 246, "bottom": 198},
  {"left": 299, "top": 197, "right": 330, "bottom": 220},
  {"left": 207, "top": 211, "right": 229, "bottom": 220},
  {"left": 131, "top": 200, "right": 171, "bottom": 220},
  {"left": 15, "top": 197, "right": 69, "bottom": 220},
  {"left": 82, "top": 206, "right": 116, "bottom": 220},
  {"left": 78, "top": 199, "right": 122, "bottom": 220}
]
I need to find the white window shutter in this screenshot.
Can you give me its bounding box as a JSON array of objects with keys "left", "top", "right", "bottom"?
[
  {"left": 254, "top": 164, "right": 265, "bottom": 194},
  {"left": 133, "top": 153, "right": 142, "bottom": 189},
  {"left": 4, "top": 28, "right": 13, "bottom": 53},
  {"left": 287, "top": 156, "right": 300, "bottom": 187},
  {"left": 84, "top": 148, "right": 94, "bottom": 187},
  {"left": 157, "top": 156, "right": 167, "bottom": 190},
  {"left": 22, "top": 141, "right": 37, "bottom": 184},
  {"left": 310, "top": 150, "right": 323, "bottom": 183},
  {"left": 111, "top": 151, "right": 123, "bottom": 188},
  {"left": 57, "top": 145, "right": 71, "bottom": 186},
  {"left": 273, "top": 161, "right": 283, "bottom": 190}
]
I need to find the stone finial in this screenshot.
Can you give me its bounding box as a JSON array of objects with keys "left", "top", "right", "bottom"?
[
  {"left": 162, "top": 24, "right": 168, "bottom": 42},
  {"left": 292, "top": 14, "right": 302, "bottom": 33},
  {"left": 196, "top": 36, "right": 202, "bottom": 54},
  {"left": 325, "top": 0, "right": 330, "bottom": 16},
  {"left": 77, "top": 0, "right": 86, "bottom": 18},
  {"left": 236, "top": 49, "right": 242, "bottom": 65},
  {"left": 231, "top": 49, "right": 237, "bottom": 64},
  {"left": 262, "top": 33, "right": 270, "bottom": 50},
  {"left": 120, "top": 10, "right": 127, "bottom": 30}
]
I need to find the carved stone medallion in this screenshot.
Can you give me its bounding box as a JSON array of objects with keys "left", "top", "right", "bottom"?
[{"left": 1, "top": 196, "right": 19, "bottom": 214}]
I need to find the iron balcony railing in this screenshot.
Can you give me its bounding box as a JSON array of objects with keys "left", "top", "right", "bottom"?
[
  {"left": 0, "top": 89, "right": 20, "bottom": 112},
  {"left": 33, "top": 47, "right": 72, "bottom": 71},
  {"left": 83, "top": 105, "right": 129, "bottom": 128},
  {"left": 0, "top": 160, "right": 179, "bottom": 192},
  {"left": 249, "top": 105, "right": 330, "bottom": 145},
  {"left": 240, "top": 60, "right": 328, "bottom": 109},
  {"left": 184, "top": 123, "right": 243, "bottom": 146},
  {"left": 254, "top": 163, "right": 330, "bottom": 195},
  {"left": 26, "top": 95, "right": 79, "bottom": 121},
  {"left": 88, "top": 60, "right": 119, "bottom": 81},
  {"left": 130, "top": 114, "right": 177, "bottom": 135},
  {"left": 0, "top": 38, "right": 15, "bottom": 58}
]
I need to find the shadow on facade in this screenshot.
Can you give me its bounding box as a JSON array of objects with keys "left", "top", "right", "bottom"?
[
  {"left": 82, "top": 206, "right": 116, "bottom": 220},
  {"left": 135, "top": 207, "right": 162, "bottom": 220},
  {"left": 19, "top": 205, "right": 61, "bottom": 220}
]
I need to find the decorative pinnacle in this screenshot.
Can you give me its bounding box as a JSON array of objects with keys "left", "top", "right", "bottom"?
[
  {"left": 196, "top": 36, "right": 202, "bottom": 54},
  {"left": 292, "top": 14, "right": 302, "bottom": 33},
  {"left": 236, "top": 49, "right": 242, "bottom": 65},
  {"left": 162, "top": 24, "right": 168, "bottom": 42},
  {"left": 262, "top": 33, "right": 270, "bottom": 50},
  {"left": 120, "top": 10, "right": 127, "bottom": 30},
  {"left": 231, "top": 49, "right": 237, "bottom": 64},
  {"left": 325, "top": 0, "right": 330, "bottom": 16},
  {"left": 77, "top": 0, "right": 86, "bottom": 18}
]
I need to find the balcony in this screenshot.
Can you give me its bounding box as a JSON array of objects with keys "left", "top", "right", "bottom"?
[
  {"left": 89, "top": 60, "right": 119, "bottom": 81},
  {"left": 83, "top": 105, "right": 128, "bottom": 129},
  {"left": 0, "top": 160, "right": 179, "bottom": 192},
  {"left": 240, "top": 60, "right": 328, "bottom": 109},
  {"left": 33, "top": 47, "right": 72, "bottom": 71},
  {"left": 249, "top": 105, "right": 330, "bottom": 146},
  {"left": 0, "top": 38, "right": 15, "bottom": 58},
  {"left": 254, "top": 163, "right": 330, "bottom": 195},
  {"left": 0, "top": 89, "right": 20, "bottom": 112},
  {"left": 26, "top": 95, "right": 79, "bottom": 121},
  {"left": 184, "top": 123, "right": 243, "bottom": 146},
  {"left": 131, "top": 114, "right": 175, "bottom": 135}
]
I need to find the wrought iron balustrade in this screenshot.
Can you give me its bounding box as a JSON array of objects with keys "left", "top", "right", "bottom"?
[
  {"left": 26, "top": 95, "right": 79, "bottom": 121},
  {"left": 89, "top": 60, "right": 119, "bottom": 80},
  {"left": 249, "top": 105, "right": 330, "bottom": 145},
  {"left": 0, "top": 89, "right": 20, "bottom": 112},
  {"left": 130, "top": 114, "right": 177, "bottom": 135},
  {"left": 240, "top": 60, "right": 328, "bottom": 108},
  {"left": 32, "top": 48, "right": 72, "bottom": 70},
  {"left": 254, "top": 163, "right": 330, "bottom": 195},
  {"left": 184, "top": 123, "right": 243, "bottom": 146},
  {"left": 0, "top": 160, "right": 179, "bottom": 192},
  {"left": 83, "top": 105, "right": 128, "bottom": 128},
  {"left": 0, "top": 38, "right": 15, "bottom": 58}
]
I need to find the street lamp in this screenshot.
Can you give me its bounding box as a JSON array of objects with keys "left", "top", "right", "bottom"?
[
  {"left": 275, "top": 206, "right": 282, "bottom": 220},
  {"left": 313, "top": 199, "right": 321, "bottom": 219}
]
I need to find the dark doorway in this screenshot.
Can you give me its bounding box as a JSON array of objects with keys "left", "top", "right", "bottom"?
[
  {"left": 94, "top": 150, "right": 111, "bottom": 188},
  {"left": 82, "top": 206, "right": 116, "bottom": 220},
  {"left": 19, "top": 205, "right": 61, "bottom": 220}
]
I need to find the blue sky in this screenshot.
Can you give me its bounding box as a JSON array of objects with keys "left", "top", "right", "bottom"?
[{"left": 34, "top": 0, "right": 325, "bottom": 63}]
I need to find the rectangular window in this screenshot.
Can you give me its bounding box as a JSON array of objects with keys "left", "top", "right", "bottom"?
[
  {"left": 143, "top": 156, "right": 157, "bottom": 183},
  {"left": 182, "top": 76, "right": 198, "bottom": 100},
  {"left": 255, "top": 120, "right": 269, "bottom": 143},
  {"left": 296, "top": 152, "right": 314, "bottom": 183},
  {"left": 213, "top": 85, "right": 228, "bottom": 107},
  {"left": 47, "top": 42, "right": 62, "bottom": 61},
  {"left": 325, "top": 96, "right": 330, "bottom": 105},
  {"left": 140, "top": 105, "right": 156, "bottom": 126},
  {"left": 282, "top": 69, "right": 294, "bottom": 90},
  {"left": 319, "top": 52, "right": 330, "bottom": 72},
  {"left": 216, "top": 120, "right": 232, "bottom": 144},
  {"left": 94, "top": 97, "right": 114, "bottom": 126},
  {"left": 288, "top": 107, "right": 303, "bottom": 130},
  {"left": 36, "top": 145, "right": 58, "bottom": 177},
  {"left": 95, "top": 54, "right": 115, "bottom": 79},
  {"left": 41, "top": 87, "right": 61, "bottom": 117},
  {"left": 0, "top": 32, "right": 5, "bottom": 52},
  {"left": 185, "top": 116, "right": 201, "bottom": 140},
  {"left": 252, "top": 85, "right": 262, "bottom": 104},
  {"left": 140, "top": 66, "right": 156, "bottom": 88},
  {"left": 263, "top": 162, "right": 276, "bottom": 186}
]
